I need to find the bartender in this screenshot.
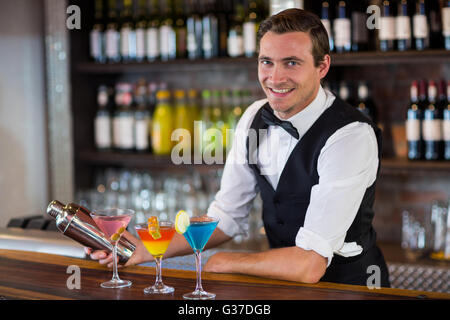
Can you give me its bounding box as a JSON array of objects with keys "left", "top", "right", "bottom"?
[{"left": 87, "top": 8, "right": 390, "bottom": 287}]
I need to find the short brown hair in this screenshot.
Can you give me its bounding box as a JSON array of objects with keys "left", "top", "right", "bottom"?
[{"left": 257, "top": 8, "right": 330, "bottom": 67}]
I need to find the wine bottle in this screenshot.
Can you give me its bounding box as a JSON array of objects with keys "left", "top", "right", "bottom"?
[
  {"left": 379, "top": 0, "right": 396, "bottom": 51},
  {"left": 146, "top": 0, "right": 161, "bottom": 61},
  {"left": 406, "top": 80, "right": 424, "bottom": 160},
  {"left": 135, "top": 0, "right": 147, "bottom": 62},
  {"left": 443, "top": 0, "right": 450, "bottom": 50},
  {"left": 202, "top": 0, "right": 219, "bottom": 59},
  {"left": 413, "top": 0, "right": 429, "bottom": 50},
  {"left": 134, "top": 79, "right": 151, "bottom": 153},
  {"left": 396, "top": 0, "right": 412, "bottom": 51},
  {"left": 228, "top": 0, "right": 245, "bottom": 58},
  {"left": 113, "top": 83, "right": 135, "bottom": 152},
  {"left": 120, "top": 0, "right": 137, "bottom": 63},
  {"left": 217, "top": 0, "right": 230, "bottom": 57},
  {"left": 243, "top": 0, "right": 259, "bottom": 58},
  {"left": 429, "top": 0, "right": 443, "bottom": 48},
  {"left": 443, "top": 80, "right": 450, "bottom": 160},
  {"left": 186, "top": 0, "right": 203, "bottom": 60},
  {"left": 423, "top": 80, "right": 443, "bottom": 160},
  {"left": 94, "top": 85, "right": 112, "bottom": 151},
  {"left": 351, "top": 0, "right": 369, "bottom": 51},
  {"left": 159, "top": 0, "right": 177, "bottom": 61},
  {"left": 334, "top": 1, "right": 351, "bottom": 53},
  {"left": 105, "top": 0, "right": 121, "bottom": 63},
  {"left": 90, "top": 0, "right": 106, "bottom": 63},
  {"left": 321, "top": 1, "right": 334, "bottom": 52},
  {"left": 356, "top": 82, "right": 378, "bottom": 124},
  {"left": 174, "top": 0, "right": 187, "bottom": 59}
]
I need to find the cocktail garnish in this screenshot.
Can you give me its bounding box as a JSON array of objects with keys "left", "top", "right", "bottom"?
[
  {"left": 148, "top": 216, "right": 161, "bottom": 240},
  {"left": 175, "top": 210, "right": 190, "bottom": 234}
]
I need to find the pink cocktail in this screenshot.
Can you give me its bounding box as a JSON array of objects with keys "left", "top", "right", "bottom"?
[{"left": 90, "top": 208, "right": 134, "bottom": 288}]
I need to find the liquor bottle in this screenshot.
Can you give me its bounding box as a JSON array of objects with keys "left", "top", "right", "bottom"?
[
  {"left": 113, "top": 83, "right": 135, "bottom": 152},
  {"left": 146, "top": 0, "right": 161, "bottom": 61},
  {"left": 356, "top": 82, "right": 378, "bottom": 124},
  {"left": 174, "top": 0, "right": 187, "bottom": 59},
  {"left": 406, "top": 81, "right": 424, "bottom": 160},
  {"left": 94, "top": 85, "right": 112, "bottom": 150},
  {"left": 413, "top": 0, "right": 429, "bottom": 50},
  {"left": 243, "top": 0, "right": 259, "bottom": 58},
  {"left": 429, "top": 0, "right": 443, "bottom": 48},
  {"left": 90, "top": 0, "right": 106, "bottom": 63},
  {"left": 443, "top": 0, "right": 450, "bottom": 50},
  {"left": 211, "top": 89, "right": 225, "bottom": 154},
  {"left": 217, "top": 0, "right": 231, "bottom": 57},
  {"left": 152, "top": 89, "right": 174, "bottom": 155},
  {"left": 443, "top": 80, "right": 450, "bottom": 160},
  {"left": 120, "top": 0, "right": 137, "bottom": 62},
  {"left": 228, "top": 0, "right": 245, "bottom": 57},
  {"left": 423, "top": 80, "right": 443, "bottom": 160},
  {"left": 202, "top": 0, "right": 219, "bottom": 59},
  {"left": 174, "top": 89, "right": 192, "bottom": 152},
  {"left": 135, "top": 0, "right": 148, "bottom": 62},
  {"left": 379, "top": 1, "right": 396, "bottom": 51},
  {"left": 134, "top": 79, "right": 151, "bottom": 153},
  {"left": 334, "top": 1, "right": 351, "bottom": 53},
  {"left": 159, "top": 0, "right": 176, "bottom": 61},
  {"left": 200, "top": 89, "right": 213, "bottom": 154},
  {"left": 396, "top": 0, "right": 412, "bottom": 51},
  {"left": 321, "top": 1, "right": 334, "bottom": 52},
  {"left": 186, "top": 0, "right": 203, "bottom": 59},
  {"left": 351, "top": 0, "right": 369, "bottom": 51},
  {"left": 338, "top": 81, "right": 355, "bottom": 106},
  {"left": 105, "top": 0, "right": 121, "bottom": 63}
]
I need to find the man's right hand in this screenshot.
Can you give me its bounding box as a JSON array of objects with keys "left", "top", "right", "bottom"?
[{"left": 84, "top": 231, "right": 153, "bottom": 268}]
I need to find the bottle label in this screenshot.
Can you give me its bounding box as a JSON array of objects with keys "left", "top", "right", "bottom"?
[
  {"left": 321, "top": 19, "right": 332, "bottom": 40},
  {"left": 395, "top": 16, "right": 411, "bottom": 40},
  {"left": 146, "top": 28, "right": 159, "bottom": 59},
  {"left": 413, "top": 14, "right": 429, "bottom": 38},
  {"left": 120, "top": 27, "right": 131, "bottom": 57},
  {"left": 105, "top": 29, "right": 119, "bottom": 58},
  {"left": 95, "top": 115, "right": 111, "bottom": 148},
  {"left": 135, "top": 118, "right": 149, "bottom": 150},
  {"left": 333, "top": 18, "right": 351, "bottom": 47},
  {"left": 90, "top": 29, "right": 102, "bottom": 59},
  {"left": 422, "top": 119, "right": 442, "bottom": 141},
  {"left": 187, "top": 33, "right": 197, "bottom": 53},
  {"left": 136, "top": 28, "right": 145, "bottom": 59},
  {"left": 112, "top": 117, "right": 122, "bottom": 148},
  {"left": 443, "top": 118, "right": 450, "bottom": 141},
  {"left": 406, "top": 119, "right": 421, "bottom": 141},
  {"left": 352, "top": 12, "right": 368, "bottom": 42},
  {"left": 380, "top": 16, "right": 396, "bottom": 40},
  {"left": 443, "top": 7, "right": 450, "bottom": 37},
  {"left": 152, "top": 122, "right": 161, "bottom": 151},
  {"left": 243, "top": 22, "right": 256, "bottom": 55},
  {"left": 160, "top": 25, "right": 175, "bottom": 57},
  {"left": 203, "top": 32, "right": 213, "bottom": 52},
  {"left": 227, "top": 34, "right": 243, "bottom": 57},
  {"left": 120, "top": 116, "right": 135, "bottom": 149}
]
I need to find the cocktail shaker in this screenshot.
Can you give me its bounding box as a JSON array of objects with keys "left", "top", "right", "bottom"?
[{"left": 46, "top": 200, "right": 135, "bottom": 264}]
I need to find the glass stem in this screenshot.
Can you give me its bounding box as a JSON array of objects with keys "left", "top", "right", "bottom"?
[
  {"left": 154, "top": 255, "right": 163, "bottom": 288},
  {"left": 194, "top": 250, "right": 203, "bottom": 293},
  {"left": 111, "top": 242, "right": 120, "bottom": 282}
]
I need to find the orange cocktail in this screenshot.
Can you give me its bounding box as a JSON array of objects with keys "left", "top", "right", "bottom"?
[{"left": 135, "top": 219, "right": 175, "bottom": 294}]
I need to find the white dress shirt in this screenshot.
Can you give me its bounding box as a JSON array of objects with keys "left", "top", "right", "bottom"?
[{"left": 207, "top": 86, "right": 379, "bottom": 267}]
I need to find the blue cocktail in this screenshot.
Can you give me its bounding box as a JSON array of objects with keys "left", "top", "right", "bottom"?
[{"left": 182, "top": 216, "right": 219, "bottom": 300}]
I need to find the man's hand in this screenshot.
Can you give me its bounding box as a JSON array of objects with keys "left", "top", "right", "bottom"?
[{"left": 84, "top": 231, "right": 152, "bottom": 268}]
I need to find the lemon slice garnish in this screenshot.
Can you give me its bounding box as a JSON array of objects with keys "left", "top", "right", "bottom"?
[{"left": 175, "top": 210, "right": 190, "bottom": 234}]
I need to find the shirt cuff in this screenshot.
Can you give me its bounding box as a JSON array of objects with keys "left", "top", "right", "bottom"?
[
  {"left": 207, "top": 206, "right": 244, "bottom": 238},
  {"left": 295, "top": 227, "right": 334, "bottom": 267}
]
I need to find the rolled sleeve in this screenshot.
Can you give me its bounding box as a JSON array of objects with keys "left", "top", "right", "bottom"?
[{"left": 295, "top": 227, "right": 334, "bottom": 267}]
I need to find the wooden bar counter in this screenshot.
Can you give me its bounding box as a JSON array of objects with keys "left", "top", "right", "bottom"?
[{"left": 0, "top": 249, "right": 449, "bottom": 300}]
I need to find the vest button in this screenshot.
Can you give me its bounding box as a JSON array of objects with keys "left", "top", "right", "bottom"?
[{"left": 277, "top": 219, "right": 284, "bottom": 226}]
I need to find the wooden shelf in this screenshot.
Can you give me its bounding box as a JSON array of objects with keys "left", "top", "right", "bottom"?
[
  {"left": 74, "top": 50, "right": 450, "bottom": 74},
  {"left": 78, "top": 150, "right": 450, "bottom": 174}
]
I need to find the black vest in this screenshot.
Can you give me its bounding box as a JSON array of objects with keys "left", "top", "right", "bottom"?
[{"left": 246, "top": 98, "right": 390, "bottom": 287}]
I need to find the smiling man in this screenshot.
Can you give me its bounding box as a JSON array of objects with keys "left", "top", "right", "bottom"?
[{"left": 86, "top": 8, "right": 390, "bottom": 287}]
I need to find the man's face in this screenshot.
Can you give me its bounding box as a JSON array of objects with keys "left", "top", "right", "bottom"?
[{"left": 258, "top": 31, "right": 324, "bottom": 119}]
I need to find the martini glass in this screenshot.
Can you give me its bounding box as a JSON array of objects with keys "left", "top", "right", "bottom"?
[
  {"left": 90, "top": 208, "right": 134, "bottom": 288},
  {"left": 182, "top": 216, "right": 219, "bottom": 300},
  {"left": 135, "top": 221, "right": 176, "bottom": 294}
]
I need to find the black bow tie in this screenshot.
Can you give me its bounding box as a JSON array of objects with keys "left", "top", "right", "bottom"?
[{"left": 261, "top": 105, "right": 299, "bottom": 139}]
